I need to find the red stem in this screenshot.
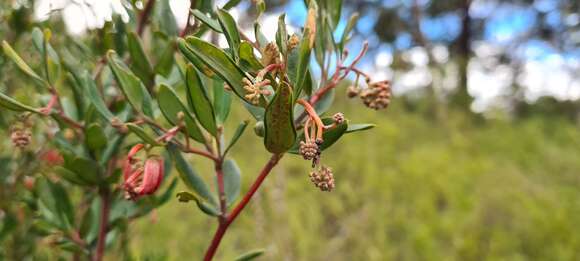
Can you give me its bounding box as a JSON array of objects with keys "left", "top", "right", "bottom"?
[
  {"left": 203, "top": 154, "right": 283, "bottom": 261},
  {"left": 215, "top": 160, "right": 227, "bottom": 223},
  {"left": 93, "top": 188, "right": 111, "bottom": 261},
  {"left": 137, "top": 0, "right": 156, "bottom": 36}
]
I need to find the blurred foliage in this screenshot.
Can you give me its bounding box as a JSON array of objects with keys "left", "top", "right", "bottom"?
[{"left": 128, "top": 98, "right": 580, "bottom": 260}]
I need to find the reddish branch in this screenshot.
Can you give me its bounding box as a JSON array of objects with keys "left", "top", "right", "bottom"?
[
  {"left": 93, "top": 188, "right": 111, "bottom": 261},
  {"left": 203, "top": 154, "right": 283, "bottom": 261}
]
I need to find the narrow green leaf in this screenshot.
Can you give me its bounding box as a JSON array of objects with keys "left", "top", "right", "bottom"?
[
  {"left": 107, "top": 51, "right": 153, "bottom": 117},
  {"left": 235, "top": 249, "right": 266, "bottom": 261},
  {"left": 213, "top": 79, "right": 231, "bottom": 124},
  {"left": 54, "top": 166, "right": 91, "bottom": 186},
  {"left": 2, "top": 40, "right": 46, "bottom": 86},
  {"left": 339, "top": 12, "right": 359, "bottom": 52},
  {"left": 222, "top": 0, "right": 242, "bottom": 10},
  {"left": 264, "top": 82, "right": 296, "bottom": 153},
  {"left": 0, "top": 92, "right": 41, "bottom": 113},
  {"left": 223, "top": 120, "right": 249, "bottom": 156},
  {"left": 346, "top": 123, "right": 375, "bottom": 133},
  {"left": 85, "top": 123, "right": 107, "bottom": 151},
  {"left": 127, "top": 32, "right": 154, "bottom": 85},
  {"left": 168, "top": 145, "right": 217, "bottom": 206},
  {"left": 157, "top": 84, "right": 205, "bottom": 143},
  {"left": 154, "top": 41, "right": 175, "bottom": 77},
  {"left": 325, "top": 0, "right": 343, "bottom": 28},
  {"left": 154, "top": 0, "right": 178, "bottom": 36},
  {"left": 216, "top": 9, "right": 241, "bottom": 61},
  {"left": 126, "top": 123, "right": 160, "bottom": 145},
  {"left": 37, "top": 179, "right": 74, "bottom": 230},
  {"left": 80, "top": 72, "right": 115, "bottom": 121},
  {"left": 293, "top": 29, "right": 313, "bottom": 100},
  {"left": 276, "top": 14, "right": 288, "bottom": 56},
  {"left": 176, "top": 191, "right": 219, "bottom": 216},
  {"left": 222, "top": 159, "right": 241, "bottom": 206},
  {"left": 254, "top": 23, "right": 268, "bottom": 49},
  {"left": 191, "top": 10, "right": 223, "bottom": 33},
  {"left": 179, "top": 37, "right": 250, "bottom": 104},
  {"left": 185, "top": 65, "right": 217, "bottom": 136}
]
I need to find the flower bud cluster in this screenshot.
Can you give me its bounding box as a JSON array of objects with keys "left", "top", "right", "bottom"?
[{"left": 309, "top": 165, "right": 335, "bottom": 192}]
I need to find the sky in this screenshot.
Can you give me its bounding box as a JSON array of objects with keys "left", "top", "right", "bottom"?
[{"left": 32, "top": 0, "right": 580, "bottom": 112}]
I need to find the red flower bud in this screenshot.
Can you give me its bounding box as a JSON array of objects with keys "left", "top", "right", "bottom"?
[{"left": 41, "top": 149, "right": 64, "bottom": 166}]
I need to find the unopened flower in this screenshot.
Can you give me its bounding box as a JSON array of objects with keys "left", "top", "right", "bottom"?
[
  {"left": 10, "top": 127, "right": 31, "bottom": 148},
  {"left": 360, "top": 80, "right": 391, "bottom": 110},
  {"left": 123, "top": 144, "right": 164, "bottom": 200},
  {"left": 309, "top": 165, "right": 335, "bottom": 192},
  {"left": 332, "top": 113, "right": 345, "bottom": 124},
  {"left": 41, "top": 149, "right": 64, "bottom": 166},
  {"left": 261, "top": 42, "right": 281, "bottom": 66},
  {"left": 288, "top": 34, "right": 300, "bottom": 51},
  {"left": 299, "top": 140, "right": 318, "bottom": 160},
  {"left": 243, "top": 78, "right": 272, "bottom": 105},
  {"left": 346, "top": 85, "right": 359, "bottom": 98},
  {"left": 23, "top": 176, "right": 35, "bottom": 191}
]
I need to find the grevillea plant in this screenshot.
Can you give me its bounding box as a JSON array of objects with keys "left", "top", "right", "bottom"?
[{"left": 0, "top": 0, "right": 390, "bottom": 259}]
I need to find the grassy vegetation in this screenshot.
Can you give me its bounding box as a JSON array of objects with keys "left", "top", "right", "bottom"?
[{"left": 129, "top": 98, "right": 580, "bottom": 260}]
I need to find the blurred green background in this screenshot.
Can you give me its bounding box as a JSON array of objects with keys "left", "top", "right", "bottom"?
[{"left": 2, "top": 0, "right": 580, "bottom": 260}]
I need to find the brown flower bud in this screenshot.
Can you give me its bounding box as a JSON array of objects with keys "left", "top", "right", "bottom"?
[
  {"left": 309, "top": 165, "right": 335, "bottom": 192},
  {"left": 299, "top": 140, "right": 318, "bottom": 160},
  {"left": 288, "top": 34, "right": 300, "bottom": 51},
  {"left": 346, "top": 85, "right": 359, "bottom": 98},
  {"left": 332, "top": 112, "right": 345, "bottom": 124},
  {"left": 261, "top": 42, "right": 281, "bottom": 66},
  {"left": 10, "top": 127, "right": 31, "bottom": 148},
  {"left": 360, "top": 81, "right": 391, "bottom": 110}
]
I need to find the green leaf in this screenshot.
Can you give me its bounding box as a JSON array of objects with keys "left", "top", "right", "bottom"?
[
  {"left": 126, "top": 123, "right": 160, "bottom": 145},
  {"left": 222, "top": 0, "right": 242, "bottom": 10},
  {"left": 254, "top": 23, "right": 268, "bottom": 49},
  {"left": 213, "top": 79, "right": 231, "bottom": 124},
  {"left": 222, "top": 159, "right": 241, "bottom": 206},
  {"left": 293, "top": 28, "right": 313, "bottom": 100},
  {"left": 264, "top": 82, "right": 296, "bottom": 153},
  {"left": 80, "top": 71, "right": 115, "bottom": 121},
  {"left": 179, "top": 37, "right": 250, "bottom": 104},
  {"left": 154, "top": 41, "right": 175, "bottom": 77},
  {"left": 107, "top": 51, "right": 154, "bottom": 117},
  {"left": 176, "top": 191, "right": 220, "bottom": 216},
  {"left": 2, "top": 40, "right": 46, "bottom": 86},
  {"left": 168, "top": 144, "right": 217, "bottom": 206},
  {"left": 191, "top": 10, "right": 223, "bottom": 33},
  {"left": 224, "top": 120, "right": 249, "bottom": 156},
  {"left": 157, "top": 84, "right": 205, "bottom": 143},
  {"left": 154, "top": 0, "right": 178, "bottom": 36},
  {"left": 65, "top": 156, "right": 101, "bottom": 184},
  {"left": 32, "top": 28, "right": 61, "bottom": 84},
  {"left": 127, "top": 32, "right": 154, "bottom": 85},
  {"left": 339, "top": 12, "right": 359, "bottom": 52},
  {"left": 276, "top": 14, "right": 288, "bottom": 56},
  {"left": 346, "top": 123, "right": 375, "bottom": 133},
  {"left": 85, "top": 123, "right": 107, "bottom": 151},
  {"left": 235, "top": 249, "right": 266, "bottom": 261},
  {"left": 324, "top": 0, "right": 343, "bottom": 28},
  {"left": 185, "top": 65, "right": 217, "bottom": 136},
  {"left": 216, "top": 9, "right": 241, "bottom": 61},
  {"left": 37, "top": 178, "right": 75, "bottom": 230},
  {"left": 239, "top": 42, "right": 263, "bottom": 72},
  {"left": 54, "top": 166, "right": 92, "bottom": 186},
  {"left": 0, "top": 92, "right": 41, "bottom": 113},
  {"left": 255, "top": 0, "right": 266, "bottom": 17}
]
